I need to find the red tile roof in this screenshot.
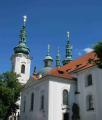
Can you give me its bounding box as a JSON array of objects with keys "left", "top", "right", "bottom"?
[
  {"left": 32, "top": 52, "right": 97, "bottom": 81},
  {"left": 60, "top": 52, "right": 97, "bottom": 73},
  {"left": 48, "top": 68, "right": 76, "bottom": 80},
  {"left": 46, "top": 52, "right": 97, "bottom": 80}
]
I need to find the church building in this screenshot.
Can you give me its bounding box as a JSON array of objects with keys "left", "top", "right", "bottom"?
[{"left": 11, "top": 17, "right": 102, "bottom": 120}]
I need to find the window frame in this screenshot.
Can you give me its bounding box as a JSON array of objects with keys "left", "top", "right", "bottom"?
[
  {"left": 85, "top": 74, "right": 93, "bottom": 87},
  {"left": 23, "top": 96, "right": 26, "bottom": 112},
  {"left": 86, "top": 94, "right": 94, "bottom": 111},
  {"left": 63, "top": 89, "right": 69, "bottom": 106},
  {"left": 30, "top": 93, "right": 34, "bottom": 111},
  {"left": 40, "top": 95, "right": 44, "bottom": 110}
]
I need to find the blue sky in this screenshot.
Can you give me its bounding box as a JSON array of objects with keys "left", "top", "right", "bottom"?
[{"left": 0, "top": 0, "right": 102, "bottom": 73}]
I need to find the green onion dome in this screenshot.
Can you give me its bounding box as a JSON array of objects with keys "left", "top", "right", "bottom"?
[
  {"left": 14, "top": 42, "right": 30, "bottom": 55},
  {"left": 44, "top": 55, "right": 53, "bottom": 62}
]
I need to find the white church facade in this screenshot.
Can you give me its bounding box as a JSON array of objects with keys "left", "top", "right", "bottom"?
[
  {"left": 20, "top": 51, "right": 102, "bottom": 120},
  {"left": 11, "top": 17, "right": 102, "bottom": 120}
]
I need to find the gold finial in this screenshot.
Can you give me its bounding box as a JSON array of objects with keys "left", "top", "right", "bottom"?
[
  {"left": 67, "top": 31, "right": 70, "bottom": 41},
  {"left": 57, "top": 47, "right": 60, "bottom": 56},
  {"left": 23, "top": 15, "right": 27, "bottom": 26},
  {"left": 48, "top": 44, "right": 50, "bottom": 55}
]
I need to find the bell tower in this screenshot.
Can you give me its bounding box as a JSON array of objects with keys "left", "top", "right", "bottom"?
[
  {"left": 62, "top": 32, "right": 72, "bottom": 65},
  {"left": 11, "top": 16, "right": 32, "bottom": 85}
]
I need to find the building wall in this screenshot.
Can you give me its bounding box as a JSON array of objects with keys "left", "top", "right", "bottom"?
[
  {"left": 20, "top": 76, "right": 76, "bottom": 120},
  {"left": 20, "top": 66, "right": 102, "bottom": 120},
  {"left": 20, "top": 79, "right": 49, "bottom": 120},
  {"left": 93, "top": 67, "right": 102, "bottom": 120},
  {"left": 77, "top": 66, "right": 102, "bottom": 120},
  {"left": 48, "top": 77, "right": 76, "bottom": 120}
]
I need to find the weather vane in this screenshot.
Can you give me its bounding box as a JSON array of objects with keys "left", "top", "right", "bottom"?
[{"left": 23, "top": 15, "right": 27, "bottom": 26}]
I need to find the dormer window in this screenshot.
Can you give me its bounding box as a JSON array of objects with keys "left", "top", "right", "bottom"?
[
  {"left": 58, "top": 70, "right": 64, "bottom": 74},
  {"left": 76, "top": 64, "right": 82, "bottom": 68},
  {"left": 21, "top": 64, "right": 25, "bottom": 74}
]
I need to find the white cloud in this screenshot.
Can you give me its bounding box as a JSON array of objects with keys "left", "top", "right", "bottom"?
[{"left": 84, "top": 48, "right": 93, "bottom": 53}]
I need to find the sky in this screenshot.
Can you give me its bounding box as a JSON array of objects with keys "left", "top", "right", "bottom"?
[{"left": 0, "top": 0, "right": 102, "bottom": 73}]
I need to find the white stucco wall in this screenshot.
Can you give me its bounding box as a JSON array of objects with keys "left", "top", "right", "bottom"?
[
  {"left": 77, "top": 66, "right": 102, "bottom": 120},
  {"left": 11, "top": 53, "right": 31, "bottom": 84},
  {"left": 20, "top": 76, "right": 76, "bottom": 120},
  {"left": 20, "top": 78, "right": 49, "bottom": 120},
  {"left": 48, "top": 76, "right": 76, "bottom": 120}
]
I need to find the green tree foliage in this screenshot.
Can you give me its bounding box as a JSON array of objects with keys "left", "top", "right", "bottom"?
[
  {"left": 0, "top": 72, "right": 22, "bottom": 120},
  {"left": 94, "top": 41, "right": 102, "bottom": 68}
]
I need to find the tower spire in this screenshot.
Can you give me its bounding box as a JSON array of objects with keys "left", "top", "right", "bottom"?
[
  {"left": 47, "top": 44, "right": 50, "bottom": 56},
  {"left": 14, "top": 16, "right": 30, "bottom": 55},
  {"left": 62, "top": 32, "right": 72, "bottom": 65},
  {"left": 56, "top": 47, "right": 61, "bottom": 67},
  {"left": 19, "top": 16, "right": 27, "bottom": 44}
]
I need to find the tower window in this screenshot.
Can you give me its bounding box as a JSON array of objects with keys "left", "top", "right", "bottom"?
[
  {"left": 30, "top": 93, "right": 34, "bottom": 111},
  {"left": 21, "top": 64, "right": 25, "bottom": 74},
  {"left": 63, "top": 89, "right": 68, "bottom": 105}
]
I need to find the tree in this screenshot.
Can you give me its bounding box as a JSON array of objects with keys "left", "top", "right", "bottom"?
[
  {"left": 94, "top": 41, "right": 102, "bottom": 68},
  {"left": 0, "top": 72, "right": 22, "bottom": 120}
]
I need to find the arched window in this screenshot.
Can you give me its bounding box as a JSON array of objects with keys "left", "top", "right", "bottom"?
[
  {"left": 63, "top": 90, "right": 68, "bottom": 105},
  {"left": 21, "top": 64, "right": 25, "bottom": 74},
  {"left": 30, "top": 93, "right": 34, "bottom": 111},
  {"left": 86, "top": 74, "right": 92, "bottom": 86},
  {"left": 86, "top": 95, "right": 94, "bottom": 111}
]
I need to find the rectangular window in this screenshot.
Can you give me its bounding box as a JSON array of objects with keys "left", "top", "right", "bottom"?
[
  {"left": 87, "top": 95, "right": 94, "bottom": 111},
  {"left": 30, "top": 93, "right": 34, "bottom": 111},
  {"left": 88, "top": 95, "right": 94, "bottom": 110},
  {"left": 23, "top": 96, "right": 26, "bottom": 112},
  {"left": 85, "top": 74, "right": 93, "bottom": 87},
  {"left": 40, "top": 95, "right": 44, "bottom": 110}
]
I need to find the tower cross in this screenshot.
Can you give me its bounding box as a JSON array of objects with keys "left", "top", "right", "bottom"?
[{"left": 23, "top": 15, "right": 27, "bottom": 26}]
